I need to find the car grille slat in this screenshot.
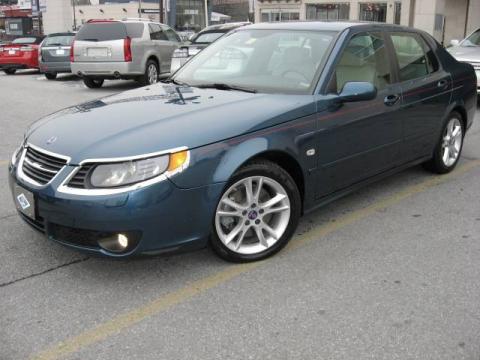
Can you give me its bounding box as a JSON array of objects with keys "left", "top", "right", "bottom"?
[
  {"left": 21, "top": 147, "right": 68, "bottom": 185},
  {"left": 67, "top": 164, "right": 94, "bottom": 189}
]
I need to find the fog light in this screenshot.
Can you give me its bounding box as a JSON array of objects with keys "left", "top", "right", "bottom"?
[{"left": 118, "top": 233, "right": 128, "bottom": 248}]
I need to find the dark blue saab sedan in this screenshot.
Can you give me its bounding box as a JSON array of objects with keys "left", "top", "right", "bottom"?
[{"left": 9, "top": 22, "right": 477, "bottom": 262}]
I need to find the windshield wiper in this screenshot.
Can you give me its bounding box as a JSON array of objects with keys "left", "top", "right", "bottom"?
[
  {"left": 162, "top": 78, "right": 191, "bottom": 87},
  {"left": 196, "top": 83, "right": 257, "bottom": 93}
]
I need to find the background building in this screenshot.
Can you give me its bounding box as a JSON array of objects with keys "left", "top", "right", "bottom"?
[{"left": 255, "top": 0, "right": 480, "bottom": 45}]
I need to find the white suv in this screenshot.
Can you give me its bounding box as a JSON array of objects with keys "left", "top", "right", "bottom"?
[{"left": 71, "top": 19, "right": 182, "bottom": 88}]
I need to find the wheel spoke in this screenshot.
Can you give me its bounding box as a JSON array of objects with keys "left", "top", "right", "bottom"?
[
  {"left": 263, "top": 205, "right": 290, "bottom": 216},
  {"left": 442, "top": 147, "right": 450, "bottom": 164},
  {"left": 225, "top": 223, "right": 243, "bottom": 245},
  {"left": 254, "top": 227, "right": 268, "bottom": 248},
  {"left": 222, "top": 198, "right": 245, "bottom": 211},
  {"left": 244, "top": 178, "right": 254, "bottom": 205},
  {"left": 217, "top": 210, "right": 241, "bottom": 217},
  {"left": 260, "top": 193, "right": 287, "bottom": 210},
  {"left": 447, "top": 120, "right": 454, "bottom": 136},
  {"left": 253, "top": 177, "right": 264, "bottom": 203},
  {"left": 235, "top": 229, "right": 247, "bottom": 250},
  {"left": 452, "top": 125, "right": 461, "bottom": 138},
  {"left": 262, "top": 223, "right": 278, "bottom": 240}
]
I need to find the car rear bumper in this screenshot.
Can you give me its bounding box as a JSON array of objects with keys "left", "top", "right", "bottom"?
[
  {"left": 9, "top": 162, "right": 225, "bottom": 257},
  {"left": 0, "top": 62, "right": 31, "bottom": 70},
  {"left": 39, "top": 61, "right": 71, "bottom": 73},
  {"left": 71, "top": 61, "right": 143, "bottom": 78}
]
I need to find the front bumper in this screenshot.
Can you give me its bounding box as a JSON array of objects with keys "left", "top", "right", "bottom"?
[
  {"left": 39, "top": 61, "right": 71, "bottom": 74},
  {"left": 9, "top": 162, "right": 224, "bottom": 257},
  {"left": 71, "top": 61, "right": 143, "bottom": 78},
  {"left": 170, "top": 57, "right": 190, "bottom": 74}
]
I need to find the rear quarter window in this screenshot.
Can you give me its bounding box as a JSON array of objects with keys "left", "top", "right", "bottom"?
[
  {"left": 76, "top": 22, "right": 127, "bottom": 41},
  {"left": 126, "top": 23, "right": 145, "bottom": 38}
]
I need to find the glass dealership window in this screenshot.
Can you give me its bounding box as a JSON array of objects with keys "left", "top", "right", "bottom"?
[
  {"left": 359, "top": 3, "right": 387, "bottom": 23},
  {"left": 306, "top": 3, "right": 350, "bottom": 21},
  {"left": 260, "top": 10, "right": 300, "bottom": 22}
]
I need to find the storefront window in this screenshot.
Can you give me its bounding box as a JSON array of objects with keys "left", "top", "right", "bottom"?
[
  {"left": 394, "top": 2, "right": 401, "bottom": 25},
  {"left": 306, "top": 3, "right": 350, "bottom": 21},
  {"left": 176, "top": 0, "right": 207, "bottom": 31},
  {"left": 260, "top": 10, "right": 300, "bottom": 22},
  {"left": 359, "top": 3, "right": 387, "bottom": 23}
]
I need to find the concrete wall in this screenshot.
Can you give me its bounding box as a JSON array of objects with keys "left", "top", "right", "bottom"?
[
  {"left": 466, "top": 0, "right": 480, "bottom": 35},
  {"left": 42, "top": 0, "right": 73, "bottom": 34}
]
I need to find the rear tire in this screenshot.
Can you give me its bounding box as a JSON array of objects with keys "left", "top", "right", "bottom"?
[
  {"left": 210, "top": 160, "right": 301, "bottom": 263},
  {"left": 4, "top": 68, "right": 16, "bottom": 75},
  {"left": 423, "top": 111, "right": 464, "bottom": 174},
  {"left": 83, "top": 78, "right": 104, "bottom": 89},
  {"left": 138, "top": 59, "right": 159, "bottom": 86},
  {"left": 44, "top": 72, "right": 57, "bottom": 80}
]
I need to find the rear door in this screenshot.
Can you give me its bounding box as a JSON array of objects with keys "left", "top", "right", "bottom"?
[
  {"left": 74, "top": 22, "right": 127, "bottom": 63},
  {"left": 387, "top": 31, "right": 452, "bottom": 162},
  {"left": 149, "top": 23, "right": 179, "bottom": 73},
  {"left": 316, "top": 31, "right": 404, "bottom": 197}
]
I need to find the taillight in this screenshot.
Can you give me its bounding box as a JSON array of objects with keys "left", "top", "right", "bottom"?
[
  {"left": 124, "top": 37, "right": 132, "bottom": 62},
  {"left": 70, "top": 40, "right": 75, "bottom": 62}
]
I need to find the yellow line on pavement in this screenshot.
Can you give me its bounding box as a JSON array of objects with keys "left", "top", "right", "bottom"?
[{"left": 31, "top": 159, "right": 480, "bottom": 360}]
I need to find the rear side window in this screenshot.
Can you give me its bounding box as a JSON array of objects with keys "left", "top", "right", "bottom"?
[
  {"left": 390, "top": 32, "right": 439, "bottom": 81},
  {"left": 149, "top": 24, "right": 168, "bottom": 41},
  {"left": 76, "top": 22, "right": 127, "bottom": 42},
  {"left": 333, "top": 32, "right": 392, "bottom": 93},
  {"left": 125, "top": 23, "right": 144, "bottom": 38},
  {"left": 43, "top": 35, "right": 74, "bottom": 46}
]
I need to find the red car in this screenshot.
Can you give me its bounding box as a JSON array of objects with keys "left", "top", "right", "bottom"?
[{"left": 0, "top": 36, "right": 44, "bottom": 74}]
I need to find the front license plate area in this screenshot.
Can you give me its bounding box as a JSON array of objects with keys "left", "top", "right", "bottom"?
[{"left": 13, "top": 184, "right": 36, "bottom": 219}]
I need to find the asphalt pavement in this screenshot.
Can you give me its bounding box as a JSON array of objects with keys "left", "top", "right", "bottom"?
[{"left": 1, "top": 70, "right": 480, "bottom": 360}]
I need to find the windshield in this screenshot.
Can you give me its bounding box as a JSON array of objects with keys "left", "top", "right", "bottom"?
[
  {"left": 174, "top": 29, "right": 336, "bottom": 94},
  {"left": 462, "top": 29, "right": 480, "bottom": 47},
  {"left": 43, "top": 35, "right": 74, "bottom": 46},
  {"left": 193, "top": 32, "right": 225, "bottom": 44}
]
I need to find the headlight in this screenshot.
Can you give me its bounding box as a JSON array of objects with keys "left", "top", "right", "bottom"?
[
  {"left": 89, "top": 150, "right": 189, "bottom": 188},
  {"left": 11, "top": 146, "right": 23, "bottom": 166}
]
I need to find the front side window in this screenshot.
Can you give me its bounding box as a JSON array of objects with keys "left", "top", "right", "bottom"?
[
  {"left": 306, "top": 3, "right": 350, "bottom": 21},
  {"left": 359, "top": 3, "right": 387, "bottom": 22},
  {"left": 390, "top": 32, "right": 438, "bottom": 81},
  {"left": 333, "top": 32, "right": 391, "bottom": 93},
  {"left": 174, "top": 29, "right": 336, "bottom": 94}
]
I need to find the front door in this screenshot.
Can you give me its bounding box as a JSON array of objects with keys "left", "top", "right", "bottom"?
[{"left": 315, "top": 31, "right": 403, "bottom": 198}]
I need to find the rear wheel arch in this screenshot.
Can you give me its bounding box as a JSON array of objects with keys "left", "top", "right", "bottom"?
[{"left": 451, "top": 105, "right": 467, "bottom": 131}]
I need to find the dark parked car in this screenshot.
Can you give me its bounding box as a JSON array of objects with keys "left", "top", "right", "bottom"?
[
  {"left": 9, "top": 22, "right": 476, "bottom": 262},
  {"left": 39, "top": 32, "right": 76, "bottom": 80},
  {"left": 170, "top": 22, "right": 250, "bottom": 73}
]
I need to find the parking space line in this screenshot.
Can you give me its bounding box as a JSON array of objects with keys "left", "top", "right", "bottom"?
[{"left": 29, "top": 159, "right": 480, "bottom": 360}]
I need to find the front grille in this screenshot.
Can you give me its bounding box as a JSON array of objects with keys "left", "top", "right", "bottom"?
[
  {"left": 67, "top": 164, "right": 94, "bottom": 189},
  {"left": 49, "top": 223, "right": 103, "bottom": 248},
  {"left": 21, "top": 147, "right": 68, "bottom": 185}
]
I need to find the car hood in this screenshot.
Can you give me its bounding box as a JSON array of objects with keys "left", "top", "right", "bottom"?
[
  {"left": 447, "top": 46, "right": 480, "bottom": 63},
  {"left": 26, "top": 84, "right": 315, "bottom": 164}
]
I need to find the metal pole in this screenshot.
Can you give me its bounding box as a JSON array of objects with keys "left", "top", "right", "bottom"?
[
  {"left": 139, "top": 0, "right": 142, "bottom": 18},
  {"left": 204, "top": 0, "right": 208, "bottom": 27},
  {"left": 72, "top": 0, "right": 76, "bottom": 31},
  {"left": 159, "top": 0, "right": 164, "bottom": 23}
]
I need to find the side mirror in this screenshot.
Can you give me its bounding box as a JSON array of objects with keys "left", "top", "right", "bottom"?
[
  {"left": 337, "top": 82, "right": 377, "bottom": 102},
  {"left": 450, "top": 39, "right": 460, "bottom": 47}
]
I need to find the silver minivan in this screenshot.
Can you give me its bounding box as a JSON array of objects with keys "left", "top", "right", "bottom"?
[{"left": 71, "top": 19, "right": 181, "bottom": 88}]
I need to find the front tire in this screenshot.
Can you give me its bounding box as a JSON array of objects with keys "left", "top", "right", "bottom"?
[
  {"left": 4, "top": 68, "right": 16, "bottom": 75},
  {"left": 211, "top": 160, "right": 301, "bottom": 262},
  {"left": 83, "top": 78, "right": 104, "bottom": 89},
  {"left": 44, "top": 72, "right": 57, "bottom": 80},
  {"left": 423, "top": 112, "right": 464, "bottom": 174}
]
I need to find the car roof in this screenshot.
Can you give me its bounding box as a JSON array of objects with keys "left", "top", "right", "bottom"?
[{"left": 243, "top": 21, "right": 412, "bottom": 32}]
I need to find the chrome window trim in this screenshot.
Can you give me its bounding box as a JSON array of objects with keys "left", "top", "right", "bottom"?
[
  {"left": 16, "top": 144, "right": 70, "bottom": 188},
  {"left": 58, "top": 146, "right": 190, "bottom": 196}
]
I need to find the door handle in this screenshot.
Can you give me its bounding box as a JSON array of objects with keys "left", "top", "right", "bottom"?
[
  {"left": 384, "top": 94, "right": 400, "bottom": 106},
  {"left": 437, "top": 79, "right": 448, "bottom": 89}
]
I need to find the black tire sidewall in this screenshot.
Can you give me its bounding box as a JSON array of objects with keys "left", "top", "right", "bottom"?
[
  {"left": 83, "top": 78, "right": 104, "bottom": 88},
  {"left": 5, "top": 69, "right": 16, "bottom": 75},
  {"left": 45, "top": 72, "right": 57, "bottom": 80},
  {"left": 210, "top": 160, "right": 301, "bottom": 262},
  {"left": 141, "top": 60, "right": 158, "bottom": 86}
]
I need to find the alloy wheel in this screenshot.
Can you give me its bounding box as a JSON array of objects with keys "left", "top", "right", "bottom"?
[
  {"left": 147, "top": 64, "right": 158, "bottom": 85},
  {"left": 215, "top": 176, "right": 291, "bottom": 255},
  {"left": 441, "top": 117, "right": 463, "bottom": 167}
]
